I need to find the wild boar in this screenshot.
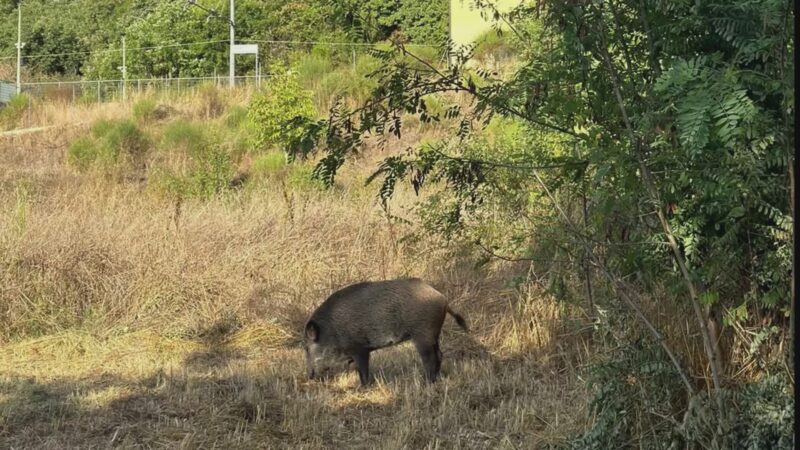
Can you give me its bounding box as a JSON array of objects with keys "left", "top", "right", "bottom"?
[{"left": 303, "top": 278, "right": 467, "bottom": 385}]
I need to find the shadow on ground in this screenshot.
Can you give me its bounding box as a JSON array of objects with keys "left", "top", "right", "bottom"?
[{"left": 0, "top": 261, "right": 590, "bottom": 449}]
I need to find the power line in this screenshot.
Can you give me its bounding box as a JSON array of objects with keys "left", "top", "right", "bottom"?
[
  {"left": 239, "top": 38, "right": 440, "bottom": 48},
  {"left": 0, "top": 38, "right": 440, "bottom": 62},
  {"left": 0, "top": 40, "right": 229, "bottom": 61}
]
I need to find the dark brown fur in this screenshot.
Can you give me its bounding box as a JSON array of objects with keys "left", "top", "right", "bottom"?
[{"left": 303, "top": 278, "right": 467, "bottom": 385}]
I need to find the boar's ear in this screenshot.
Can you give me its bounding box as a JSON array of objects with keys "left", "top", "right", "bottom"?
[{"left": 305, "top": 321, "right": 320, "bottom": 342}]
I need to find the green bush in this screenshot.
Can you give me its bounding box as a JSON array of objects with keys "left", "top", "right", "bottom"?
[
  {"left": 151, "top": 123, "right": 235, "bottom": 199},
  {"left": 247, "top": 65, "right": 316, "bottom": 153},
  {"left": 472, "top": 30, "right": 515, "bottom": 62},
  {"left": 67, "top": 119, "right": 150, "bottom": 171},
  {"left": 566, "top": 343, "right": 794, "bottom": 450},
  {"left": 293, "top": 51, "right": 380, "bottom": 110},
  {"left": 66, "top": 137, "right": 98, "bottom": 171},
  {"left": 91, "top": 119, "right": 115, "bottom": 139},
  {"left": 294, "top": 51, "right": 335, "bottom": 89},
  {"left": 185, "top": 144, "right": 234, "bottom": 198},
  {"left": 0, "top": 93, "right": 31, "bottom": 128},
  {"left": 101, "top": 119, "right": 150, "bottom": 163}
]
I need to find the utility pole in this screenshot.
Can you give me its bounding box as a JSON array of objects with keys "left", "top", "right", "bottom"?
[
  {"left": 229, "top": 0, "right": 235, "bottom": 89},
  {"left": 121, "top": 35, "right": 127, "bottom": 101},
  {"left": 15, "top": 2, "right": 24, "bottom": 94},
  {"left": 186, "top": 0, "right": 234, "bottom": 88}
]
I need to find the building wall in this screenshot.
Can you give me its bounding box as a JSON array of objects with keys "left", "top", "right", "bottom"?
[{"left": 449, "top": 0, "right": 524, "bottom": 48}]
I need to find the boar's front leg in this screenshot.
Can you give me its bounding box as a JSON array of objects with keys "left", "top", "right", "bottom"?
[{"left": 352, "top": 350, "right": 371, "bottom": 386}]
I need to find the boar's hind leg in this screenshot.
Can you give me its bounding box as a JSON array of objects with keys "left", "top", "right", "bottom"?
[
  {"left": 415, "top": 340, "right": 441, "bottom": 383},
  {"left": 435, "top": 342, "right": 443, "bottom": 375},
  {"left": 353, "top": 350, "right": 371, "bottom": 386}
]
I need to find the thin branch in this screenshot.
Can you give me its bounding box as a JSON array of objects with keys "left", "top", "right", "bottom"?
[
  {"left": 528, "top": 168, "right": 695, "bottom": 394},
  {"left": 589, "top": 6, "right": 722, "bottom": 397}
]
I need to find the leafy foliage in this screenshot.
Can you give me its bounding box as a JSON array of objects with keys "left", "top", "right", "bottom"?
[
  {"left": 247, "top": 66, "right": 317, "bottom": 153},
  {"left": 0, "top": 0, "right": 448, "bottom": 79},
  {"left": 291, "top": 0, "right": 793, "bottom": 443}
]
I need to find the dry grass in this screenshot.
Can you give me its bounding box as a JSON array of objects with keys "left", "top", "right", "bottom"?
[{"left": 0, "top": 94, "right": 590, "bottom": 449}]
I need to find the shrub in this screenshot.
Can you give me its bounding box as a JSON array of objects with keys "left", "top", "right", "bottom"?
[
  {"left": 67, "top": 119, "right": 150, "bottom": 171},
  {"left": 566, "top": 343, "right": 794, "bottom": 450},
  {"left": 0, "top": 93, "right": 31, "bottom": 128},
  {"left": 101, "top": 119, "right": 150, "bottom": 164},
  {"left": 151, "top": 123, "right": 235, "bottom": 199},
  {"left": 294, "top": 51, "right": 335, "bottom": 89},
  {"left": 185, "top": 144, "right": 234, "bottom": 198},
  {"left": 472, "top": 30, "right": 515, "bottom": 62},
  {"left": 66, "top": 137, "right": 99, "bottom": 171},
  {"left": 247, "top": 65, "right": 316, "bottom": 153}
]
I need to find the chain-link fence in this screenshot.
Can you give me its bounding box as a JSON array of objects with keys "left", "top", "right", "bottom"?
[{"left": 21, "top": 74, "right": 268, "bottom": 104}]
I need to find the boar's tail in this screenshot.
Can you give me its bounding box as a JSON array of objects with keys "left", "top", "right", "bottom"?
[{"left": 445, "top": 305, "right": 468, "bottom": 331}]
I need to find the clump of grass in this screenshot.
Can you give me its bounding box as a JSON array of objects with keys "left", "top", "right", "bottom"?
[
  {"left": 224, "top": 105, "right": 248, "bottom": 130},
  {"left": 91, "top": 119, "right": 115, "bottom": 138},
  {"left": 295, "top": 52, "right": 380, "bottom": 111},
  {"left": 66, "top": 137, "right": 99, "bottom": 171},
  {"left": 250, "top": 151, "right": 287, "bottom": 178},
  {"left": 160, "top": 120, "right": 208, "bottom": 156},
  {"left": 194, "top": 83, "right": 226, "bottom": 120},
  {"left": 0, "top": 93, "right": 31, "bottom": 129},
  {"left": 134, "top": 97, "right": 174, "bottom": 123},
  {"left": 151, "top": 122, "right": 235, "bottom": 199},
  {"left": 101, "top": 119, "right": 150, "bottom": 162},
  {"left": 132, "top": 97, "right": 158, "bottom": 123},
  {"left": 66, "top": 119, "right": 150, "bottom": 172},
  {"left": 287, "top": 163, "right": 326, "bottom": 191}
]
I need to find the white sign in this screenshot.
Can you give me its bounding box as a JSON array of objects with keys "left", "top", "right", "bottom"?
[{"left": 232, "top": 44, "right": 258, "bottom": 55}]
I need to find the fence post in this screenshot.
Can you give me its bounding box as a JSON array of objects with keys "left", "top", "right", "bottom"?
[
  {"left": 97, "top": 81, "right": 101, "bottom": 103},
  {"left": 72, "top": 85, "right": 76, "bottom": 103}
]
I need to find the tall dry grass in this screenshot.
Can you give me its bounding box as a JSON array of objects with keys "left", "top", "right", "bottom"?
[{"left": 0, "top": 93, "right": 590, "bottom": 448}]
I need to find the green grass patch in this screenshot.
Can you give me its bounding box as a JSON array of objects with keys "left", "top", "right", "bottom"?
[
  {"left": 0, "top": 93, "right": 31, "bottom": 129},
  {"left": 224, "top": 105, "right": 248, "bottom": 130},
  {"left": 160, "top": 120, "right": 208, "bottom": 156},
  {"left": 67, "top": 119, "right": 150, "bottom": 171},
  {"left": 251, "top": 152, "right": 287, "bottom": 178},
  {"left": 132, "top": 98, "right": 158, "bottom": 123}
]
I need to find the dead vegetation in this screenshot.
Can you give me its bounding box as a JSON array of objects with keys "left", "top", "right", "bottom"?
[{"left": 0, "top": 92, "right": 590, "bottom": 449}]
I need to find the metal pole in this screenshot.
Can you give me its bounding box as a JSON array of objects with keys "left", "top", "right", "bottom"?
[
  {"left": 229, "top": 0, "right": 235, "bottom": 89},
  {"left": 16, "top": 3, "right": 24, "bottom": 94},
  {"left": 121, "top": 35, "right": 127, "bottom": 102}
]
